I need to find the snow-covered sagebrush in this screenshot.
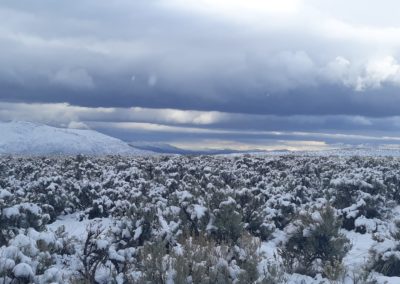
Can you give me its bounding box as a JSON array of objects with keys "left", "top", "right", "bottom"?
[{"left": 1, "top": 154, "right": 400, "bottom": 283}]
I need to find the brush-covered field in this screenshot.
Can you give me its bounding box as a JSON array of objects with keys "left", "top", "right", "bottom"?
[{"left": 1, "top": 154, "right": 400, "bottom": 283}]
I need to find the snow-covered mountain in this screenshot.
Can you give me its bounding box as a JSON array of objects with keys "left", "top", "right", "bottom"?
[{"left": 0, "top": 121, "right": 149, "bottom": 155}]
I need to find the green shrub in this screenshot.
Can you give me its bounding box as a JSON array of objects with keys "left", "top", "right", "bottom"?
[
  {"left": 212, "top": 197, "right": 243, "bottom": 244},
  {"left": 279, "top": 206, "right": 351, "bottom": 278}
]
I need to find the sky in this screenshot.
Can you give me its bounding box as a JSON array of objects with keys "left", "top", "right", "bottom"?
[{"left": 2, "top": 0, "right": 400, "bottom": 150}]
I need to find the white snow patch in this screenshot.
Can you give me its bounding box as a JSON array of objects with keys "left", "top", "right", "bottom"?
[
  {"left": 343, "top": 230, "right": 374, "bottom": 270},
  {"left": 13, "top": 263, "right": 34, "bottom": 279}
]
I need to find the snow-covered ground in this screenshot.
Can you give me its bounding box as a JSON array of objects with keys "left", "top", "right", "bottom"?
[
  {"left": 238, "top": 145, "right": 400, "bottom": 158},
  {"left": 47, "top": 212, "right": 113, "bottom": 240},
  {"left": 24, "top": 212, "right": 400, "bottom": 284},
  {"left": 1, "top": 154, "right": 400, "bottom": 283}
]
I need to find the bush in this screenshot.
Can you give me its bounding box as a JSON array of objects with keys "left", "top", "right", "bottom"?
[
  {"left": 368, "top": 220, "right": 400, "bottom": 277},
  {"left": 279, "top": 205, "right": 351, "bottom": 278},
  {"left": 137, "top": 231, "right": 266, "bottom": 284},
  {"left": 0, "top": 203, "right": 50, "bottom": 246},
  {"left": 139, "top": 240, "right": 169, "bottom": 284},
  {"left": 369, "top": 250, "right": 400, "bottom": 277},
  {"left": 259, "top": 261, "right": 287, "bottom": 284},
  {"left": 212, "top": 197, "right": 243, "bottom": 244},
  {"left": 76, "top": 225, "right": 110, "bottom": 284}
]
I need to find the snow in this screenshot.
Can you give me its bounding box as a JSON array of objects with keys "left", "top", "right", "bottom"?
[
  {"left": 374, "top": 275, "right": 400, "bottom": 284},
  {"left": 42, "top": 267, "right": 62, "bottom": 283},
  {"left": 3, "top": 203, "right": 42, "bottom": 218},
  {"left": 0, "top": 189, "right": 11, "bottom": 199},
  {"left": 3, "top": 206, "right": 20, "bottom": 218},
  {"left": 0, "top": 258, "right": 15, "bottom": 271},
  {"left": 260, "top": 230, "right": 287, "bottom": 261},
  {"left": 354, "top": 216, "right": 379, "bottom": 233},
  {"left": 0, "top": 121, "right": 151, "bottom": 155},
  {"left": 311, "top": 211, "right": 322, "bottom": 222},
  {"left": 192, "top": 204, "right": 207, "bottom": 219},
  {"left": 47, "top": 212, "right": 113, "bottom": 239},
  {"left": 133, "top": 226, "right": 142, "bottom": 240},
  {"left": 28, "top": 229, "right": 56, "bottom": 246},
  {"left": 12, "top": 263, "right": 34, "bottom": 278},
  {"left": 343, "top": 230, "right": 374, "bottom": 269},
  {"left": 3, "top": 154, "right": 400, "bottom": 283},
  {"left": 96, "top": 239, "right": 109, "bottom": 250}
]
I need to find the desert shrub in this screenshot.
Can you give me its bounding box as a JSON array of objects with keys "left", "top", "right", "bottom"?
[
  {"left": 172, "top": 234, "right": 215, "bottom": 284},
  {"left": 367, "top": 220, "right": 400, "bottom": 277},
  {"left": 0, "top": 190, "right": 14, "bottom": 246},
  {"left": 339, "top": 194, "right": 385, "bottom": 232},
  {"left": 112, "top": 204, "right": 158, "bottom": 249},
  {"left": 259, "top": 261, "right": 287, "bottom": 284},
  {"left": 87, "top": 198, "right": 110, "bottom": 219},
  {"left": 138, "top": 240, "right": 170, "bottom": 284},
  {"left": 136, "top": 231, "right": 266, "bottom": 284},
  {"left": 178, "top": 203, "right": 209, "bottom": 237},
  {"left": 0, "top": 229, "right": 66, "bottom": 284},
  {"left": 76, "top": 225, "right": 110, "bottom": 284},
  {"left": 267, "top": 197, "right": 296, "bottom": 230},
  {"left": 369, "top": 249, "right": 400, "bottom": 277},
  {"left": 279, "top": 205, "right": 351, "bottom": 278},
  {"left": 212, "top": 197, "right": 244, "bottom": 244},
  {"left": 0, "top": 203, "right": 50, "bottom": 246},
  {"left": 2, "top": 203, "right": 49, "bottom": 231},
  {"left": 236, "top": 232, "right": 262, "bottom": 283},
  {"left": 237, "top": 188, "right": 274, "bottom": 241},
  {"left": 2, "top": 154, "right": 400, "bottom": 282},
  {"left": 52, "top": 225, "right": 77, "bottom": 256},
  {"left": 27, "top": 179, "right": 70, "bottom": 222}
]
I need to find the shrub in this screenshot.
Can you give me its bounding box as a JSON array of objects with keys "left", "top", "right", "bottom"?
[
  {"left": 369, "top": 249, "right": 400, "bottom": 277},
  {"left": 212, "top": 197, "right": 243, "bottom": 244},
  {"left": 237, "top": 188, "right": 274, "bottom": 241},
  {"left": 236, "top": 232, "right": 262, "bottom": 283},
  {"left": 77, "top": 225, "right": 110, "bottom": 284},
  {"left": 279, "top": 205, "right": 351, "bottom": 278},
  {"left": 1, "top": 203, "right": 50, "bottom": 246},
  {"left": 259, "top": 261, "right": 287, "bottom": 284},
  {"left": 138, "top": 240, "right": 169, "bottom": 284},
  {"left": 367, "top": 220, "right": 400, "bottom": 277}
]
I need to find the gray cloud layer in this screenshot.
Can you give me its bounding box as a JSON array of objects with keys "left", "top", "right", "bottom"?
[{"left": 2, "top": 1, "right": 400, "bottom": 147}]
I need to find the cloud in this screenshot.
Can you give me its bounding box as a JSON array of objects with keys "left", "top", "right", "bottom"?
[
  {"left": 164, "top": 0, "right": 302, "bottom": 25},
  {"left": 2, "top": 101, "right": 400, "bottom": 134},
  {"left": 0, "top": 102, "right": 227, "bottom": 127},
  {"left": 172, "top": 139, "right": 329, "bottom": 152},
  {"left": 320, "top": 55, "right": 400, "bottom": 91},
  {"left": 3, "top": 101, "right": 400, "bottom": 147},
  {"left": 51, "top": 68, "right": 94, "bottom": 89},
  {"left": 322, "top": 56, "right": 352, "bottom": 85},
  {"left": 157, "top": 108, "right": 225, "bottom": 124},
  {"left": 67, "top": 121, "right": 90, "bottom": 129},
  {"left": 92, "top": 121, "right": 400, "bottom": 145},
  {"left": 355, "top": 56, "right": 400, "bottom": 91},
  {"left": 3, "top": 0, "right": 400, "bottom": 142},
  {"left": 147, "top": 75, "right": 157, "bottom": 87}
]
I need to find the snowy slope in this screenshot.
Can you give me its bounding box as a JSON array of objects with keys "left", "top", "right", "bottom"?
[{"left": 0, "top": 121, "right": 149, "bottom": 155}]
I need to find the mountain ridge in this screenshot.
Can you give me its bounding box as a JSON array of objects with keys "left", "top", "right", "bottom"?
[{"left": 0, "top": 121, "right": 149, "bottom": 155}]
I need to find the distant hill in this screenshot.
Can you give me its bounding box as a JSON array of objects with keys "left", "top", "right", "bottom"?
[
  {"left": 0, "top": 121, "right": 150, "bottom": 155},
  {"left": 131, "top": 142, "right": 400, "bottom": 157},
  {"left": 129, "top": 142, "right": 266, "bottom": 155}
]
